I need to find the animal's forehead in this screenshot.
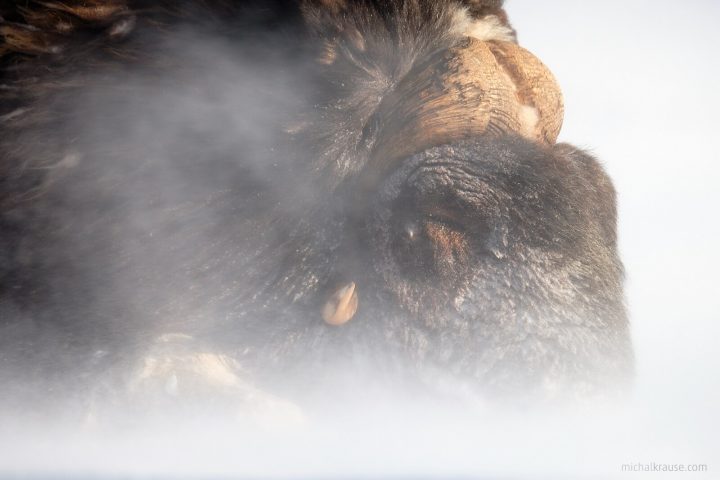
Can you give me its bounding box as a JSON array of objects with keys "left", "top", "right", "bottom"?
[
  {"left": 387, "top": 142, "right": 534, "bottom": 195},
  {"left": 407, "top": 159, "right": 490, "bottom": 189},
  {"left": 372, "top": 162, "right": 498, "bottom": 218}
]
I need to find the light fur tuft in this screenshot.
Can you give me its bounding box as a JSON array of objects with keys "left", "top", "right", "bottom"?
[{"left": 452, "top": 10, "right": 516, "bottom": 42}]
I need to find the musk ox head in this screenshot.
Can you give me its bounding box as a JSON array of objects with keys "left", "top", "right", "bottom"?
[{"left": 0, "top": 0, "right": 632, "bottom": 418}]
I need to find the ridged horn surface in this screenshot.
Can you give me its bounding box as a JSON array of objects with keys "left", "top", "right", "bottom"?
[{"left": 362, "top": 37, "right": 563, "bottom": 187}]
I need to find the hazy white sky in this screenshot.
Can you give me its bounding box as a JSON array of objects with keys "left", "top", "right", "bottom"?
[{"left": 510, "top": 0, "right": 720, "bottom": 473}]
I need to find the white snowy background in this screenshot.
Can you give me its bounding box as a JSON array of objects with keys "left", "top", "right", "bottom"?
[{"left": 511, "top": 0, "right": 720, "bottom": 476}]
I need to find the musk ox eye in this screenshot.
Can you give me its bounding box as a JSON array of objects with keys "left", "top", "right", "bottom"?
[
  {"left": 391, "top": 217, "right": 434, "bottom": 275},
  {"left": 390, "top": 212, "right": 471, "bottom": 279}
]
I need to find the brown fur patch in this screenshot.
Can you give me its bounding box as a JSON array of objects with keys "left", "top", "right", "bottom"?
[{"left": 425, "top": 222, "right": 470, "bottom": 269}]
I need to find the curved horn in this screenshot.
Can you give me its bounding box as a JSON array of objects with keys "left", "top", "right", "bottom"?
[{"left": 360, "top": 37, "right": 563, "bottom": 188}]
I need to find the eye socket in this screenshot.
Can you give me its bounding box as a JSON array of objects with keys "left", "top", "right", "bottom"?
[
  {"left": 391, "top": 210, "right": 472, "bottom": 279},
  {"left": 391, "top": 216, "right": 434, "bottom": 275},
  {"left": 385, "top": 185, "right": 500, "bottom": 280}
]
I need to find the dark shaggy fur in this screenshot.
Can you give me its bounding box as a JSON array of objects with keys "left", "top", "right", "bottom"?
[{"left": 0, "top": 0, "right": 631, "bottom": 418}]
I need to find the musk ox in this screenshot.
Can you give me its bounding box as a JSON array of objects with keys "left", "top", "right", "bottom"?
[{"left": 0, "top": 0, "right": 632, "bottom": 420}]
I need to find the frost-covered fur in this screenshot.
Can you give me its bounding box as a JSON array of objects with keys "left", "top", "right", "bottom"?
[{"left": 460, "top": 13, "right": 516, "bottom": 42}]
